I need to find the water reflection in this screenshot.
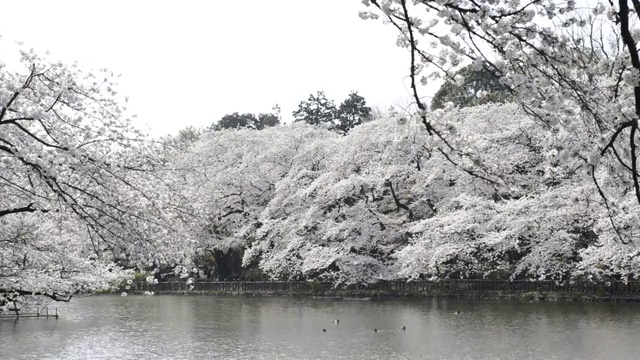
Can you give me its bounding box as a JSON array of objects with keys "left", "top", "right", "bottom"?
[{"left": 1, "top": 296, "right": 640, "bottom": 359}]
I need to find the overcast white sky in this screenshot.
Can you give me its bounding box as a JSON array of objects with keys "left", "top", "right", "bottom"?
[{"left": 0, "top": 0, "right": 424, "bottom": 137}]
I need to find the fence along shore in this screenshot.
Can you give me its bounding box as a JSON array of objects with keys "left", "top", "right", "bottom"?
[{"left": 126, "top": 279, "right": 640, "bottom": 301}]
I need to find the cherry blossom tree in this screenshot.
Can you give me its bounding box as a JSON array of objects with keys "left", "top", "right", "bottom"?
[
  {"left": 174, "top": 124, "right": 335, "bottom": 279},
  {"left": 244, "top": 117, "right": 416, "bottom": 285},
  {"left": 393, "top": 104, "right": 600, "bottom": 281},
  {"left": 242, "top": 104, "right": 582, "bottom": 284},
  {"left": 360, "top": 0, "right": 640, "bottom": 243},
  {"left": 0, "top": 212, "right": 129, "bottom": 310},
  {"left": 175, "top": 102, "right": 637, "bottom": 284},
  {"left": 0, "top": 47, "right": 195, "bottom": 306}
]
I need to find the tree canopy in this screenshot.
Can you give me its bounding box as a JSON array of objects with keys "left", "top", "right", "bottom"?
[
  {"left": 8, "top": 0, "right": 640, "bottom": 304},
  {"left": 293, "top": 91, "right": 372, "bottom": 134},
  {"left": 0, "top": 47, "right": 195, "bottom": 307},
  {"left": 169, "top": 103, "right": 635, "bottom": 285},
  {"left": 212, "top": 107, "right": 281, "bottom": 131},
  {"left": 360, "top": 0, "right": 640, "bottom": 244},
  {"left": 430, "top": 64, "right": 512, "bottom": 110}
]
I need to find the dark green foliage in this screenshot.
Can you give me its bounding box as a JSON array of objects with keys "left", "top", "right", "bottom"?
[
  {"left": 212, "top": 111, "right": 281, "bottom": 131},
  {"left": 431, "top": 65, "right": 512, "bottom": 110},
  {"left": 293, "top": 91, "right": 338, "bottom": 126},
  {"left": 213, "top": 112, "right": 258, "bottom": 130},
  {"left": 293, "top": 91, "right": 372, "bottom": 134},
  {"left": 257, "top": 113, "right": 280, "bottom": 129},
  {"left": 336, "top": 92, "right": 373, "bottom": 134}
]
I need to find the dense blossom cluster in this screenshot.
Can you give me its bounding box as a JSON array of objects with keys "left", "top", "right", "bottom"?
[
  {"left": 175, "top": 104, "right": 636, "bottom": 285},
  {"left": 360, "top": 0, "right": 640, "bottom": 240},
  {"left": 5, "top": 0, "right": 640, "bottom": 303}
]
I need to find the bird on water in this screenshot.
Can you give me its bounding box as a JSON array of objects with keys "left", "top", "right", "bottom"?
[
  {"left": 373, "top": 328, "right": 378, "bottom": 333},
  {"left": 333, "top": 319, "right": 339, "bottom": 324},
  {"left": 401, "top": 326, "right": 406, "bottom": 331},
  {"left": 322, "top": 329, "right": 327, "bottom": 332}
]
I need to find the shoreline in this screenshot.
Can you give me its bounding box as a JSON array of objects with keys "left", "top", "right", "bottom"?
[
  {"left": 121, "top": 290, "right": 640, "bottom": 303},
  {"left": 122, "top": 291, "right": 640, "bottom": 302},
  {"left": 114, "top": 279, "right": 640, "bottom": 302}
]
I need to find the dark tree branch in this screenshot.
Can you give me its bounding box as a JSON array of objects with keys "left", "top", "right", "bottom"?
[
  {"left": 619, "top": 0, "right": 640, "bottom": 117},
  {"left": 0, "top": 203, "right": 48, "bottom": 218},
  {"left": 630, "top": 123, "right": 640, "bottom": 204},
  {"left": 2, "top": 120, "right": 69, "bottom": 150},
  {"left": 591, "top": 166, "right": 629, "bottom": 244},
  {"left": 0, "top": 288, "right": 73, "bottom": 302},
  {"left": 385, "top": 180, "right": 414, "bottom": 220}
]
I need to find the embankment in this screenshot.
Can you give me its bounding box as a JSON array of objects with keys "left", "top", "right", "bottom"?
[{"left": 122, "top": 279, "right": 640, "bottom": 302}]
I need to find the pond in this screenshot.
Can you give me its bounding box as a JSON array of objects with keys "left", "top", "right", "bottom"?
[{"left": 1, "top": 295, "right": 640, "bottom": 359}]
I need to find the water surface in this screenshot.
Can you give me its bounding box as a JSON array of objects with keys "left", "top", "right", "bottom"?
[{"left": 1, "top": 295, "right": 639, "bottom": 359}]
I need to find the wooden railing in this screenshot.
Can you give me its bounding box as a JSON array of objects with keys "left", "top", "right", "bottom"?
[{"left": 130, "top": 279, "right": 640, "bottom": 296}]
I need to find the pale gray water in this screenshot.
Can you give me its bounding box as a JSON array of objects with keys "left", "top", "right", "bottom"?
[{"left": 1, "top": 295, "right": 640, "bottom": 359}]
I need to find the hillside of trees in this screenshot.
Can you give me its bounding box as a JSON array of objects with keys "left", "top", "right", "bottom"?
[
  {"left": 171, "top": 103, "right": 627, "bottom": 285},
  {"left": 5, "top": 0, "right": 640, "bottom": 307}
]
